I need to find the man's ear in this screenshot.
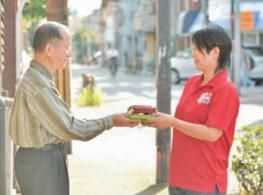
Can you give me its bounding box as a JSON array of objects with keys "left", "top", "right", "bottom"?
[{"left": 45, "top": 42, "right": 53, "bottom": 57}]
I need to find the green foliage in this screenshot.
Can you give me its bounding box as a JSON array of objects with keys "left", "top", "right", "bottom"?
[
  {"left": 232, "top": 125, "right": 263, "bottom": 194},
  {"left": 77, "top": 86, "right": 103, "bottom": 107},
  {"left": 23, "top": 0, "right": 46, "bottom": 22},
  {"left": 22, "top": 0, "right": 46, "bottom": 51}
]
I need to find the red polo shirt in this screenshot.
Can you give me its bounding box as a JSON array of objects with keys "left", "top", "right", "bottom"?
[{"left": 169, "top": 70, "right": 240, "bottom": 193}]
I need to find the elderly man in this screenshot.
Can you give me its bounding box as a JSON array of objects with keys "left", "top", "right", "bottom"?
[{"left": 9, "top": 21, "right": 139, "bottom": 195}]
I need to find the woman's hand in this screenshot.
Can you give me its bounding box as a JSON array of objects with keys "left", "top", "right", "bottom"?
[{"left": 141, "top": 112, "right": 173, "bottom": 129}]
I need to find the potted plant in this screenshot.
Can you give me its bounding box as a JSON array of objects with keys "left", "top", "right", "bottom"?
[{"left": 232, "top": 125, "right": 263, "bottom": 195}]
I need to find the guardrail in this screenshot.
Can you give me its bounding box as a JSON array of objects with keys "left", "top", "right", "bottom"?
[{"left": 0, "top": 96, "right": 16, "bottom": 195}]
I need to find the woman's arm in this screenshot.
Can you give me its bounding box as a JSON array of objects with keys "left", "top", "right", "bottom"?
[{"left": 142, "top": 112, "right": 223, "bottom": 142}]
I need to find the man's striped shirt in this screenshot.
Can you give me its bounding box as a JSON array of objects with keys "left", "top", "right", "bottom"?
[{"left": 9, "top": 60, "right": 113, "bottom": 147}]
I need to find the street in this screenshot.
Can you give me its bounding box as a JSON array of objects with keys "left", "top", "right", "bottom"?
[{"left": 68, "top": 64, "right": 263, "bottom": 195}]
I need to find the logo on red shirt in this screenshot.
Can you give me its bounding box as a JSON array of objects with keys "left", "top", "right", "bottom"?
[{"left": 197, "top": 92, "right": 213, "bottom": 104}]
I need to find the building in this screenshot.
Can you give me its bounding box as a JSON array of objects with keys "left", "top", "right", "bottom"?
[
  {"left": 210, "top": 0, "right": 263, "bottom": 47},
  {"left": 105, "top": 0, "right": 144, "bottom": 70},
  {"left": 133, "top": 0, "right": 156, "bottom": 73}
]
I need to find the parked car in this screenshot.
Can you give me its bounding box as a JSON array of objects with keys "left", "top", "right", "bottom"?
[
  {"left": 244, "top": 46, "right": 263, "bottom": 85},
  {"left": 170, "top": 48, "right": 199, "bottom": 84}
]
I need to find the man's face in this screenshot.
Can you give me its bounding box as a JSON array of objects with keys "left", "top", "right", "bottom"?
[{"left": 49, "top": 31, "right": 71, "bottom": 70}]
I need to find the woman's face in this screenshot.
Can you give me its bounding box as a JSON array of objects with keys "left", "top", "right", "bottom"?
[{"left": 192, "top": 44, "right": 219, "bottom": 74}]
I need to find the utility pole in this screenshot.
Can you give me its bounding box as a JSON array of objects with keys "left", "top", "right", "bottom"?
[
  {"left": 230, "top": 0, "right": 235, "bottom": 39},
  {"left": 169, "top": 0, "right": 178, "bottom": 56},
  {"left": 232, "top": 0, "right": 241, "bottom": 94},
  {"left": 100, "top": 2, "right": 107, "bottom": 67},
  {"left": 156, "top": 0, "right": 171, "bottom": 183},
  {"left": 202, "top": 0, "right": 209, "bottom": 26}
]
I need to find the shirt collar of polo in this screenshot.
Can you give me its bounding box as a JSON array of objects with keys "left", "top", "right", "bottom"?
[
  {"left": 197, "top": 69, "right": 228, "bottom": 89},
  {"left": 30, "top": 60, "right": 54, "bottom": 81}
]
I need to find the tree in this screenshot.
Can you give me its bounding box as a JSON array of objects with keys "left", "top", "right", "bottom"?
[
  {"left": 72, "top": 27, "right": 96, "bottom": 64},
  {"left": 23, "top": 0, "right": 46, "bottom": 22},
  {"left": 22, "top": 0, "right": 46, "bottom": 51}
]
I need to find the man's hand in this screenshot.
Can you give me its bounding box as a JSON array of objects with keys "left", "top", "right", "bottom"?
[{"left": 112, "top": 113, "right": 140, "bottom": 127}]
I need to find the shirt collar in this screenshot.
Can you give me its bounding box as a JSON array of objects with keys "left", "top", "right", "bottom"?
[
  {"left": 197, "top": 69, "right": 228, "bottom": 88},
  {"left": 30, "top": 60, "right": 54, "bottom": 81}
]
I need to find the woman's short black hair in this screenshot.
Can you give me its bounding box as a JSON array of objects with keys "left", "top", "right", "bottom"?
[
  {"left": 32, "top": 22, "right": 67, "bottom": 52},
  {"left": 192, "top": 24, "right": 232, "bottom": 70}
]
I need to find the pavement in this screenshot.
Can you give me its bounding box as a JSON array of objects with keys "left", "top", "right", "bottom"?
[{"left": 63, "top": 65, "right": 263, "bottom": 195}]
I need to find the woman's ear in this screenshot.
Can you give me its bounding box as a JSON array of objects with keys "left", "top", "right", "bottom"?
[{"left": 212, "top": 46, "right": 220, "bottom": 60}]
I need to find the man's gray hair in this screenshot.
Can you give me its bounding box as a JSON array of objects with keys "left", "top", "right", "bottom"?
[{"left": 32, "top": 21, "right": 69, "bottom": 52}]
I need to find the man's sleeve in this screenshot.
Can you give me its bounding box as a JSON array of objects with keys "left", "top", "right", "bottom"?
[{"left": 27, "top": 86, "right": 113, "bottom": 141}]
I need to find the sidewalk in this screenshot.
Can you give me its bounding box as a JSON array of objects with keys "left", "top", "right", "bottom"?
[
  {"left": 70, "top": 66, "right": 263, "bottom": 195},
  {"left": 69, "top": 97, "right": 164, "bottom": 195},
  {"left": 240, "top": 85, "right": 263, "bottom": 105}
]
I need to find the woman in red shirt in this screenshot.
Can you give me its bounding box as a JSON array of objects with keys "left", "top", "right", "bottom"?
[{"left": 143, "top": 25, "right": 240, "bottom": 195}]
